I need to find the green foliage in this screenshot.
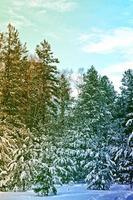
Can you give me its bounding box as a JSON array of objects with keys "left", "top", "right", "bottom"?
[
  {"left": 114, "top": 69, "right": 133, "bottom": 188},
  {"left": 0, "top": 24, "right": 133, "bottom": 194},
  {"left": 85, "top": 136, "right": 115, "bottom": 190},
  {"left": 71, "top": 66, "right": 116, "bottom": 187},
  {"left": 1, "top": 24, "right": 29, "bottom": 125},
  {"left": 33, "top": 164, "right": 57, "bottom": 196}
]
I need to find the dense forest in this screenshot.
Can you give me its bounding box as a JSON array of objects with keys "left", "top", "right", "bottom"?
[{"left": 0, "top": 24, "right": 133, "bottom": 196}]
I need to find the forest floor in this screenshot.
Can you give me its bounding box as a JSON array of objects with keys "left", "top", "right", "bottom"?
[{"left": 0, "top": 184, "right": 133, "bottom": 200}]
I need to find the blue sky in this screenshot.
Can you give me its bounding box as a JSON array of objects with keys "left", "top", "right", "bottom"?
[{"left": 0, "top": 0, "right": 133, "bottom": 90}]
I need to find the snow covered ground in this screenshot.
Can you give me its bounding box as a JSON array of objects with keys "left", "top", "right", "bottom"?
[{"left": 0, "top": 184, "right": 133, "bottom": 200}]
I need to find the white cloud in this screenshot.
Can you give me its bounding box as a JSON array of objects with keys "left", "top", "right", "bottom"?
[
  {"left": 79, "top": 28, "right": 104, "bottom": 43},
  {"left": 12, "top": 0, "right": 24, "bottom": 10},
  {"left": 30, "top": 0, "right": 76, "bottom": 12},
  {"left": 2, "top": 0, "right": 77, "bottom": 29},
  {"left": 81, "top": 27, "right": 133, "bottom": 55},
  {"left": 5, "top": 0, "right": 76, "bottom": 29},
  {"left": 79, "top": 33, "right": 92, "bottom": 42},
  {"left": 12, "top": 0, "right": 76, "bottom": 12},
  {"left": 5, "top": 8, "right": 34, "bottom": 29},
  {"left": 79, "top": 27, "right": 133, "bottom": 91}
]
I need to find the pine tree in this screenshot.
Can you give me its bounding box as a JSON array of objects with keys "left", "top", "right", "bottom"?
[
  {"left": 7, "top": 126, "right": 35, "bottom": 191},
  {"left": 0, "top": 25, "right": 36, "bottom": 191},
  {"left": 31, "top": 41, "right": 63, "bottom": 195},
  {"left": 72, "top": 66, "right": 101, "bottom": 182},
  {"left": 58, "top": 73, "right": 71, "bottom": 125},
  {"left": 33, "top": 127, "right": 64, "bottom": 196},
  {"left": 86, "top": 74, "right": 116, "bottom": 189},
  {"left": 0, "top": 121, "right": 35, "bottom": 191},
  {"left": 72, "top": 66, "right": 116, "bottom": 189},
  {"left": 0, "top": 32, "right": 5, "bottom": 121},
  {"left": 114, "top": 69, "right": 133, "bottom": 188},
  {"left": 53, "top": 73, "right": 75, "bottom": 183},
  {"left": 1, "top": 24, "right": 29, "bottom": 125},
  {"left": 85, "top": 137, "right": 114, "bottom": 190},
  {"left": 33, "top": 40, "right": 59, "bottom": 127},
  {"left": 0, "top": 121, "right": 16, "bottom": 191}
]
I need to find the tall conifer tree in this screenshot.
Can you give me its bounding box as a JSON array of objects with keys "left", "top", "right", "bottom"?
[
  {"left": 1, "top": 24, "right": 29, "bottom": 125},
  {"left": 114, "top": 69, "right": 133, "bottom": 188}
]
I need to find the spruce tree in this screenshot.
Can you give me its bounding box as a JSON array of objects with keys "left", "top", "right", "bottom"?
[
  {"left": 0, "top": 121, "right": 16, "bottom": 191},
  {"left": 58, "top": 73, "right": 71, "bottom": 125},
  {"left": 35, "top": 40, "right": 59, "bottom": 126},
  {"left": 72, "top": 66, "right": 101, "bottom": 182},
  {"left": 7, "top": 126, "right": 35, "bottom": 191},
  {"left": 1, "top": 24, "right": 29, "bottom": 125},
  {"left": 0, "top": 24, "right": 37, "bottom": 192},
  {"left": 114, "top": 69, "right": 133, "bottom": 188},
  {"left": 32, "top": 41, "right": 63, "bottom": 195},
  {"left": 54, "top": 73, "right": 75, "bottom": 183},
  {"left": 72, "top": 66, "right": 116, "bottom": 189}
]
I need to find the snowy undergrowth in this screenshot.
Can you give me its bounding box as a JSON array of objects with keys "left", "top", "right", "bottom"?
[{"left": 0, "top": 184, "right": 133, "bottom": 200}]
